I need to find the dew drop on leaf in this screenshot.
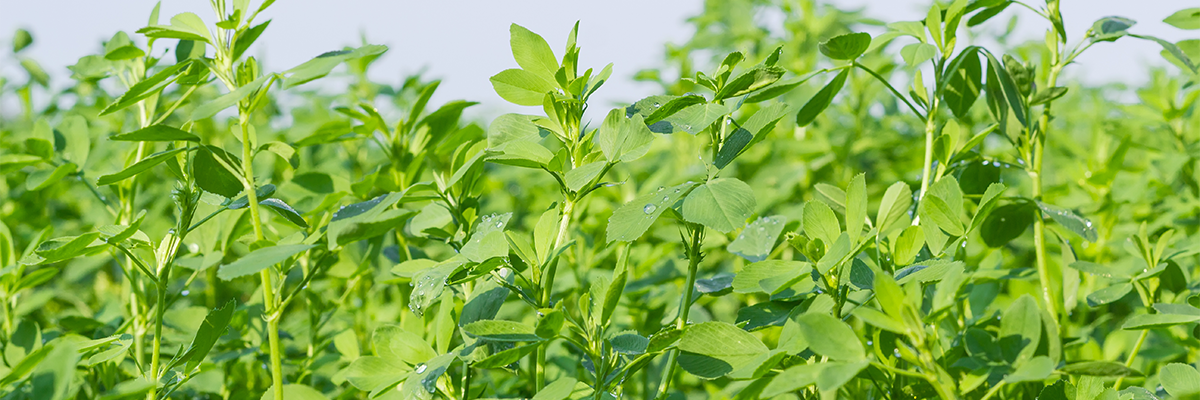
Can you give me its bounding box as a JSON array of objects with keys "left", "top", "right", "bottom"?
[
  {"left": 415, "top": 363, "right": 427, "bottom": 373},
  {"left": 643, "top": 204, "right": 657, "bottom": 214}
]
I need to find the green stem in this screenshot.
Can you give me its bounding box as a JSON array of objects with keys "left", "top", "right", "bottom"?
[
  {"left": 980, "top": 382, "right": 1005, "bottom": 400},
  {"left": 536, "top": 199, "right": 576, "bottom": 391},
  {"left": 854, "top": 62, "right": 926, "bottom": 119},
  {"left": 237, "top": 113, "right": 284, "bottom": 399},
  {"left": 1032, "top": 64, "right": 1063, "bottom": 324},
  {"left": 146, "top": 271, "right": 168, "bottom": 400},
  {"left": 1114, "top": 329, "right": 1149, "bottom": 388},
  {"left": 654, "top": 226, "right": 703, "bottom": 400},
  {"left": 918, "top": 96, "right": 940, "bottom": 201}
]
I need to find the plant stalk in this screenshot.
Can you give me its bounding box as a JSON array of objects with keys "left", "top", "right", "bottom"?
[
  {"left": 1032, "top": 64, "right": 1063, "bottom": 324},
  {"left": 654, "top": 226, "right": 703, "bottom": 400},
  {"left": 1114, "top": 329, "right": 1149, "bottom": 388},
  {"left": 535, "top": 199, "right": 576, "bottom": 390},
  {"left": 238, "top": 114, "right": 284, "bottom": 400}
]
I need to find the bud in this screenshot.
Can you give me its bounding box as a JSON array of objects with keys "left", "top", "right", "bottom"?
[
  {"left": 13, "top": 29, "right": 32, "bottom": 53},
  {"left": 237, "top": 56, "right": 260, "bottom": 88}
]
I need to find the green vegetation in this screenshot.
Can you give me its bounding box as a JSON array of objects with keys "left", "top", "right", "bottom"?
[{"left": 2, "top": 0, "right": 1200, "bottom": 399}]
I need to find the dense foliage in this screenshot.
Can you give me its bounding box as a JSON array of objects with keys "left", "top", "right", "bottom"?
[{"left": 2, "top": 0, "right": 1200, "bottom": 399}]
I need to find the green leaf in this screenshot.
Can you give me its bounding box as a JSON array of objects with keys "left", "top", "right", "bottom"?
[
  {"left": 676, "top": 321, "right": 769, "bottom": 379},
  {"left": 99, "top": 61, "right": 191, "bottom": 116},
  {"left": 803, "top": 200, "right": 840, "bottom": 249},
  {"left": 920, "top": 193, "right": 964, "bottom": 236},
  {"left": 875, "top": 181, "right": 913, "bottom": 236},
  {"left": 193, "top": 145, "right": 243, "bottom": 198},
  {"left": 97, "top": 378, "right": 154, "bottom": 400},
  {"left": 1085, "top": 282, "right": 1132, "bottom": 307},
  {"left": 178, "top": 299, "right": 235, "bottom": 372},
  {"left": 34, "top": 232, "right": 103, "bottom": 264},
  {"left": 462, "top": 320, "right": 542, "bottom": 342},
  {"left": 25, "top": 163, "right": 76, "bottom": 191},
  {"left": 259, "top": 198, "right": 308, "bottom": 228},
  {"left": 475, "top": 343, "right": 538, "bottom": 369},
  {"left": 1160, "top": 363, "right": 1200, "bottom": 398},
  {"left": 728, "top": 216, "right": 787, "bottom": 263},
  {"left": 564, "top": 161, "right": 606, "bottom": 192},
  {"left": 283, "top": 45, "right": 387, "bottom": 88},
  {"left": 1058, "top": 361, "right": 1142, "bottom": 377},
  {"left": 192, "top": 73, "right": 271, "bottom": 120},
  {"left": 259, "top": 384, "right": 330, "bottom": 400},
  {"left": 531, "top": 378, "right": 578, "bottom": 400},
  {"left": 598, "top": 108, "right": 655, "bottom": 163},
  {"left": 606, "top": 181, "right": 696, "bottom": 243},
  {"left": 942, "top": 47, "right": 982, "bottom": 119},
  {"left": 490, "top": 69, "right": 556, "bottom": 106},
  {"left": 28, "top": 339, "right": 79, "bottom": 400},
  {"left": 460, "top": 213, "right": 511, "bottom": 263},
  {"left": 999, "top": 294, "right": 1041, "bottom": 364},
  {"left": 216, "top": 244, "right": 313, "bottom": 280},
  {"left": 796, "top": 69, "right": 848, "bottom": 126},
  {"left": 1036, "top": 201, "right": 1097, "bottom": 242},
  {"left": 1164, "top": 8, "right": 1200, "bottom": 30},
  {"left": 1090, "top": 16, "right": 1136, "bottom": 42},
  {"left": 984, "top": 52, "right": 1028, "bottom": 127},
  {"left": 901, "top": 43, "right": 938, "bottom": 66},
  {"left": 660, "top": 102, "right": 734, "bottom": 135},
  {"left": 852, "top": 307, "right": 906, "bottom": 334},
  {"left": 13, "top": 28, "right": 32, "bottom": 53},
  {"left": 1004, "top": 355, "right": 1054, "bottom": 383},
  {"left": 845, "top": 173, "right": 867, "bottom": 243},
  {"left": 110, "top": 124, "right": 200, "bottom": 142},
  {"left": 372, "top": 325, "right": 437, "bottom": 365},
  {"left": 1121, "top": 313, "right": 1200, "bottom": 330},
  {"left": 509, "top": 24, "right": 559, "bottom": 83},
  {"left": 714, "top": 103, "right": 790, "bottom": 169},
  {"left": 96, "top": 148, "right": 187, "bottom": 186},
  {"left": 819, "top": 32, "right": 872, "bottom": 60},
  {"left": 714, "top": 66, "right": 785, "bottom": 100},
  {"left": 341, "top": 356, "right": 407, "bottom": 393},
  {"left": 137, "top": 12, "right": 212, "bottom": 43},
  {"left": 681, "top": 178, "right": 757, "bottom": 233},
  {"left": 732, "top": 260, "right": 813, "bottom": 295},
  {"left": 980, "top": 203, "right": 1035, "bottom": 247},
  {"left": 795, "top": 313, "right": 865, "bottom": 361}
]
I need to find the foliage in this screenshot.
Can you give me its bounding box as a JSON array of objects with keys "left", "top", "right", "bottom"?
[{"left": 1, "top": 0, "right": 1200, "bottom": 399}]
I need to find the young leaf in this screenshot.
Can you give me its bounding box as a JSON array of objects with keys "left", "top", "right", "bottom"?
[
  {"left": 942, "top": 47, "right": 982, "bottom": 119},
  {"left": 681, "top": 178, "right": 757, "bottom": 233},
  {"left": 598, "top": 108, "right": 655, "bottom": 163},
  {"left": 606, "top": 181, "right": 696, "bottom": 243},
  {"left": 1164, "top": 8, "right": 1200, "bottom": 30},
  {"left": 1036, "top": 201, "right": 1098, "bottom": 242},
  {"left": 795, "top": 313, "right": 865, "bottom": 361},
  {"left": 819, "top": 32, "right": 872, "bottom": 60},
  {"left": 110, "top": 124, "right": 200, "bottom": 142},
  {"left": 490, "top": 69, "right": 556, "bottom": 106},
  {"left": 509, "top": 24, "right": 559, "bottom": 83},
  {"left": 714, "top": 66, "right": 785, "bottom": 100},
  {"left": 462, "top": 320, "right": 542, "bottom": 342},
  {"left": 216, "top": 244, "right": 313, "bottom": 280},
  {"left": 193, "top": 145, "right": 244, "bottom": 198},
  {"left": 1160, "top": 363, "right": 1200, "bottom": 398},
  {"left": 728, "top": 216, "right": 787, "bottom": 263},
  {"left": 796, "top": 69, "right": 848, "bottom": 126}
]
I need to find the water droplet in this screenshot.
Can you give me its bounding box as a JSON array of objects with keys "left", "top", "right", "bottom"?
[
  {"left": 653, "top": 102, "right": 661, "bottom": 108},
  {"left": 415, "top": 363, "right": 427, "bottom": 373},
  {"left": 495, "top": 221, "right": 504, "bottom": 228},
  {"left": 181, "top": 290, "right": 190, "bottom": 296},
  {"left": 643, "top": 204, "right": 657, "bottom": 214},
  {"left": 674, "top": 188, "right": 681, "bottom": 193},
  {"left": 893, "top": 348, "right": 901, "bottom": 357},
  {"left": 867, "top": 340, "right": 873, "bottom": 346},
  {"left": 657, "top": 186, "right": 665, "bottom": 192},
  {"left": 661, "top": 196, "right": 669, "bottom": 202}
]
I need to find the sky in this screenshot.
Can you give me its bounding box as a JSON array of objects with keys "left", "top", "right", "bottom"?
[{"left": 1, "top": 0, "right": 1196, "bottom": 119}]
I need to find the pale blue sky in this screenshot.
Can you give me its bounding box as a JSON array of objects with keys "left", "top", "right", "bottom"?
[{"left": 1, "top": 0, "right": 1195, "bottom": 119}]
